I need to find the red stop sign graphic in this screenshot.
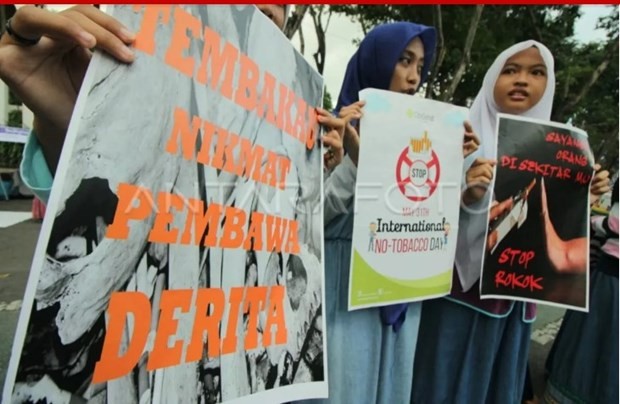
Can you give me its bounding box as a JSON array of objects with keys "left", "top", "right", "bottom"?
[{"left": 395, "top": 147, "right": 441, "bottom": 201}]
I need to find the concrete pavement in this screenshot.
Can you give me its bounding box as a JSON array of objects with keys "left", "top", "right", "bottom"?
[{"left": 0, "top": 198, "right": 38, "bottom": 391}]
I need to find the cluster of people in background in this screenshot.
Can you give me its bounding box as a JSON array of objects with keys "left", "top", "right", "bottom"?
[{"left": 0, "top": 4, "right": 616, "bottom": 404}]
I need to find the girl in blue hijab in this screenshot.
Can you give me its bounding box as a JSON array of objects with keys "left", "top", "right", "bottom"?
[{"left": 315, "top": 21, "right": 438, "bottom": 404}]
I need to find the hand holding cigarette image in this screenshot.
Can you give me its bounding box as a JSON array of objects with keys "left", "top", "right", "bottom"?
[{"left": 487, "top": 178, "right": 537, "bottom": 253}]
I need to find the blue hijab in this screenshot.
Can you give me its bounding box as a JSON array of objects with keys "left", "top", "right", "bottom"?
[
  {"left": 335, "top": 21, "right": 436, "bottom": 113},
  {"left": 335, "top": 22, "right": 437, "bottom": 332}
]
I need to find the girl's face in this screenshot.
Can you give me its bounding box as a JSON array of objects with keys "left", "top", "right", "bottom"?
[
  {"left": 493, "top": 47, "right": 548, "bottom": 114},
  {"left": 389, "top": 36, "right": 425, "bottom": 95}
]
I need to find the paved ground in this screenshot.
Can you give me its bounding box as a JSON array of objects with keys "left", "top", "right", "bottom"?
[
  {"left": 0, "top": 198, "right": 565, "bottom": 399},
  {"left": 0, "top": 198, "right": 40, "bottom": 393}
]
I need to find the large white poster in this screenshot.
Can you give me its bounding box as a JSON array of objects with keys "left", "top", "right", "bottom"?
[
  {"left": 349, "top": 89, "right": 466, "bottom": 310},
  {"left": 3, "top": 5, "right": 327, "bottom": 404}
]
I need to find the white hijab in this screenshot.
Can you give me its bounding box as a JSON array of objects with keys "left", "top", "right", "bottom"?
[{"left": 455, "top": 40, "right": 556, "bottom": 292}]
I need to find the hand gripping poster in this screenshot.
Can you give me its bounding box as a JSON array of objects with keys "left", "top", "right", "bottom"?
[
  {"left": 480, "top": 114, "right": 594, "bottom": 311},
  {"left": 3, "top": 5, "right": 327, "bottom": 404},
  {"left": 348, "top": 89, "right": 467, "bottom": 310}
]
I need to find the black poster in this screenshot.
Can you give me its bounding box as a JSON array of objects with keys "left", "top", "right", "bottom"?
[{"left": 480, "top": 114, "right": 594, "bottom": 310}]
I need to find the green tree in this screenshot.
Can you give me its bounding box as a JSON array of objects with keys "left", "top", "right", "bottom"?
[
  {"left": 0, "top": 110, "right": 24, "bottom": 168},
  {"left": 323, "top": 87, "right": 333, "bottom": 111},
  {"left": 551, "top": 7, "right": 619, "bottom": 172}
]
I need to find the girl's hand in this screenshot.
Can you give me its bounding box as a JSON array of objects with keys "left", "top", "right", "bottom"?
[
  {"left": 463, "top": 158, "right": 496, "bottom": 206},
  {"left": 463, "top": 121, "right": 480, "bottom": 158},
  {"left": 590, "top": 164, "right": 611, "bottom": 205},
  {"left": 322, "top": 130, "right": 343, "bottom": 170},
  {"left": 316, "top": 108, "right": 351, "bottom": 170},
  {"left": 337, "top": 101, "right": 365, "bottom": 166}
]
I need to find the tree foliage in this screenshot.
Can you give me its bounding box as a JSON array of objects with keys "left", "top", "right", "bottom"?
[{"left": 323, "top": 88, "right": 333, "bottom": 111}]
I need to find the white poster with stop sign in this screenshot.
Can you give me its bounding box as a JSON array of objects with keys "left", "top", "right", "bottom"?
[{"left": 348, "top": 88, "right": 467, "bottom": 310}]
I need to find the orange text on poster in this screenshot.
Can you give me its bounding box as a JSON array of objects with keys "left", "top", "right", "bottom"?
[
  {"left": 105, "top": 183, "right": 301, "bottom": 254},
  {"left": 92, "top": 286, "right": 287, "bottom": 383},
  {"left": 132, "top": 5, "right": 318, "bottom": 151}
]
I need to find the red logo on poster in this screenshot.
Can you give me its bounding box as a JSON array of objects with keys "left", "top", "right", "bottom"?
[{"left": 395, "top": 131, "right": 441, "bottom": 202}]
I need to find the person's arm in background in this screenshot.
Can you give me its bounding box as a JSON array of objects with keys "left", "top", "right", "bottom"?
[
  {"left": 591, "top": 180, "right": 619, "bottom": 261},
  {"left": 0, "top": 6, "right": 135, "bottom": 201},
  {"left": 19, "top": 130, "right": 54, "bottom": 203}
]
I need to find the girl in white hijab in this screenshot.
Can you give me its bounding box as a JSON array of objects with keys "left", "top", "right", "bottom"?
[
  {"left": 456, "top": 39, "right": 556, "bottom": 290},
  {"left": 411, "top": 40, "right": 555, "bottom": 404},
  {"left": 412, "top": 38, "right": 610, "bottom": 404}
]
